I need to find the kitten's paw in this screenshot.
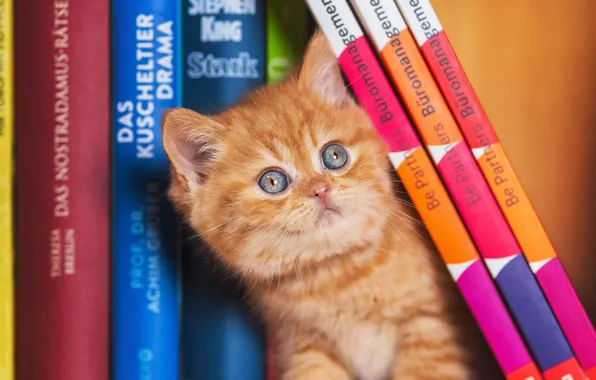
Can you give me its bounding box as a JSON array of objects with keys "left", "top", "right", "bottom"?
[
  {"left": 280, "top": 346, "right": 351, "bottom": 380},
  {"left": 392, "top": 366, "right": 471, "bottom": 380},
  {"left": 282, "top": 368, "right": 351, "bottom": 380},
  {"left": 392, "top": 315, "right": 475, "bottom": 380}
]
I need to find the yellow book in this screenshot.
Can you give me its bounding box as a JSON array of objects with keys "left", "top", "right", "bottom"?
[{"left": 0, "top": 0, "right": 13, "bottom": 378}]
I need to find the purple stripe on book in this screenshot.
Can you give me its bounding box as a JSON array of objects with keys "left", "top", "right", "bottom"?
[{"left": 495, "top": 254, "right": 574, "bottom": 371}]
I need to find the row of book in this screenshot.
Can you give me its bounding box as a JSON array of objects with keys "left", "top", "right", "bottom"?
[
  {"left": 0, "top": 0, "right": 312, "bottom": 379},
  {"left": 303, "top": 0, "right": 596, "bottom": 380},
  {"left": 2, "top": 0, "right": 596, "bottom": 379}
]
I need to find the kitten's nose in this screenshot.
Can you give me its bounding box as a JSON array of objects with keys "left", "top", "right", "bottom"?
[{"left": 310, "top": 183, "right": 329, "bottom": 200}]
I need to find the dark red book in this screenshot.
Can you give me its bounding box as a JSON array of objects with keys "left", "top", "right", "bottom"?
[{"left": 15, "top": 1, "right": 110, "bottom": 379}]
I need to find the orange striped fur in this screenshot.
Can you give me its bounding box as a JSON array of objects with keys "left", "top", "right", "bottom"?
[{"left": 161, "top": 30, "right": 502, "bottom": 380}]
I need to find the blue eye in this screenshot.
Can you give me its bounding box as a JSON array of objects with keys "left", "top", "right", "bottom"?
[
  {"left": 258, "top": 169, "right": 289, "bottom": 194},
  {"left": 321, "top": 143, "right": 348, "bottom": 170}
]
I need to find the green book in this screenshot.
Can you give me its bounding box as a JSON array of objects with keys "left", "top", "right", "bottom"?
[{"left": 267, "top": 0, "right": 310, "bottom": 84}]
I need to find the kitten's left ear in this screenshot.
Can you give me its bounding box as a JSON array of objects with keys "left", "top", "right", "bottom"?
[
  {"left": 161, "top": 107, "right": 225, "bottom": 191},
  {"left": 298, "top": 29, "right": 356, "bottom": 108}
]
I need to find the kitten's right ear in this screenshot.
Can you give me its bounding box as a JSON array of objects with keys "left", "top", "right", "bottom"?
[
  {"left": 298, "top": 29, "right": 356, "bottom": 108},
  {"left": 161, "top": 107, "right": 224, "bottom": 191}
]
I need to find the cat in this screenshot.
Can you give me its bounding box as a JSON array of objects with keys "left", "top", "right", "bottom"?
[{"left": 161, "top": 29, "right": 504, "bottom": 380}]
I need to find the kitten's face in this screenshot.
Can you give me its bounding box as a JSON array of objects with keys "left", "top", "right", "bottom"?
[{"left": 162, "top": 31, "right": 393, "bottom": 280}]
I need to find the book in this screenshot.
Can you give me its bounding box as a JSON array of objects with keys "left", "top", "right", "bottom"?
[
  {"left": 302, "top": 1, "right": 541, "bottom": 379},
  {"left": 181, "top": 1, "right": 267, "bottom": 379},
  {"left": 266, "top": 0, "right": 310, "bottom": 83},
  {"left": 393, "top": 1, "right": 596, "bottom": 377},
  {"left": 350, "top": 1, "right": 585, "bottom": 378},
  {"left": 15, "top": 0, "right": 110, "bottom": 379},
  {"left": 111, "top": 2, "right": 182, "bottom": 379},
  {"left": 0, "top": 0, "right": 12, "bottom": 378}
]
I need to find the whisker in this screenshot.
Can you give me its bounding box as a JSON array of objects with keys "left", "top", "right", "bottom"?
[
  {"left": 373, "top": 194, "right": 418, "bottom": 210},
  {"left": 392, "top": 212, "right": 431, "bottom": 244},
  {"left": 388, "top": 209, "right": 427, "bottom": 229},
  {"left": 385, "top": 218, "right": 408, "bottom": 246},
  {"left": 197, "top": 222, "right": 226, "bottom": 238}
]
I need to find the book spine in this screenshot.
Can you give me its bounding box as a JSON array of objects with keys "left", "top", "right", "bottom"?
[
  {"left": 15, "top": 1, "right": 110, "bottom": 379},
  {"left": 351, "top": 1, "right": 584, "bottom": 378},
  {"left": 111, "top": 2, "right": 182, "bottom": 379},
  {"left": 303, "top": 1, "right": 541, "bottom": 379},
  {"left": 394, "top": 1, "right": 596, "bottom": 377},
  {"left": 181, "top": 1, "right": 267, "bottom": 379},
  {"left": 0, "top": 0, "right": 12, "bottom": 378},
  {"left": 266, "top": 0, "right": 309, "bottom": 83}
]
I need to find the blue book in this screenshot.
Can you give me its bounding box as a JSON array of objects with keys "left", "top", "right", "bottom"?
[
  {"left": 111, "top": 1, "right": 182, "bottom": 379},
  {"left": 181, "top": 0, "right": 267, "bottom": 379}
]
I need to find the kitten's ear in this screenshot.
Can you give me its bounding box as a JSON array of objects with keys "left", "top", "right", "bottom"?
[
  {"left": 298, "top": 29, "right": 356, "bottom": 108},
  {"left": 161, "top": 107, "right": 224, "bottom": 190}
]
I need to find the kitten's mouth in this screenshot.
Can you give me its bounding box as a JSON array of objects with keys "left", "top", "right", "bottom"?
[{"left": 315, "top": 206, "right": 341, "bottom": 225}]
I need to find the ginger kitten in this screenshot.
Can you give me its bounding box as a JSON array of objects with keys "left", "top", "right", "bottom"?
[{"left": 161, "top": 30, "right": 503, "bottom": 380}]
